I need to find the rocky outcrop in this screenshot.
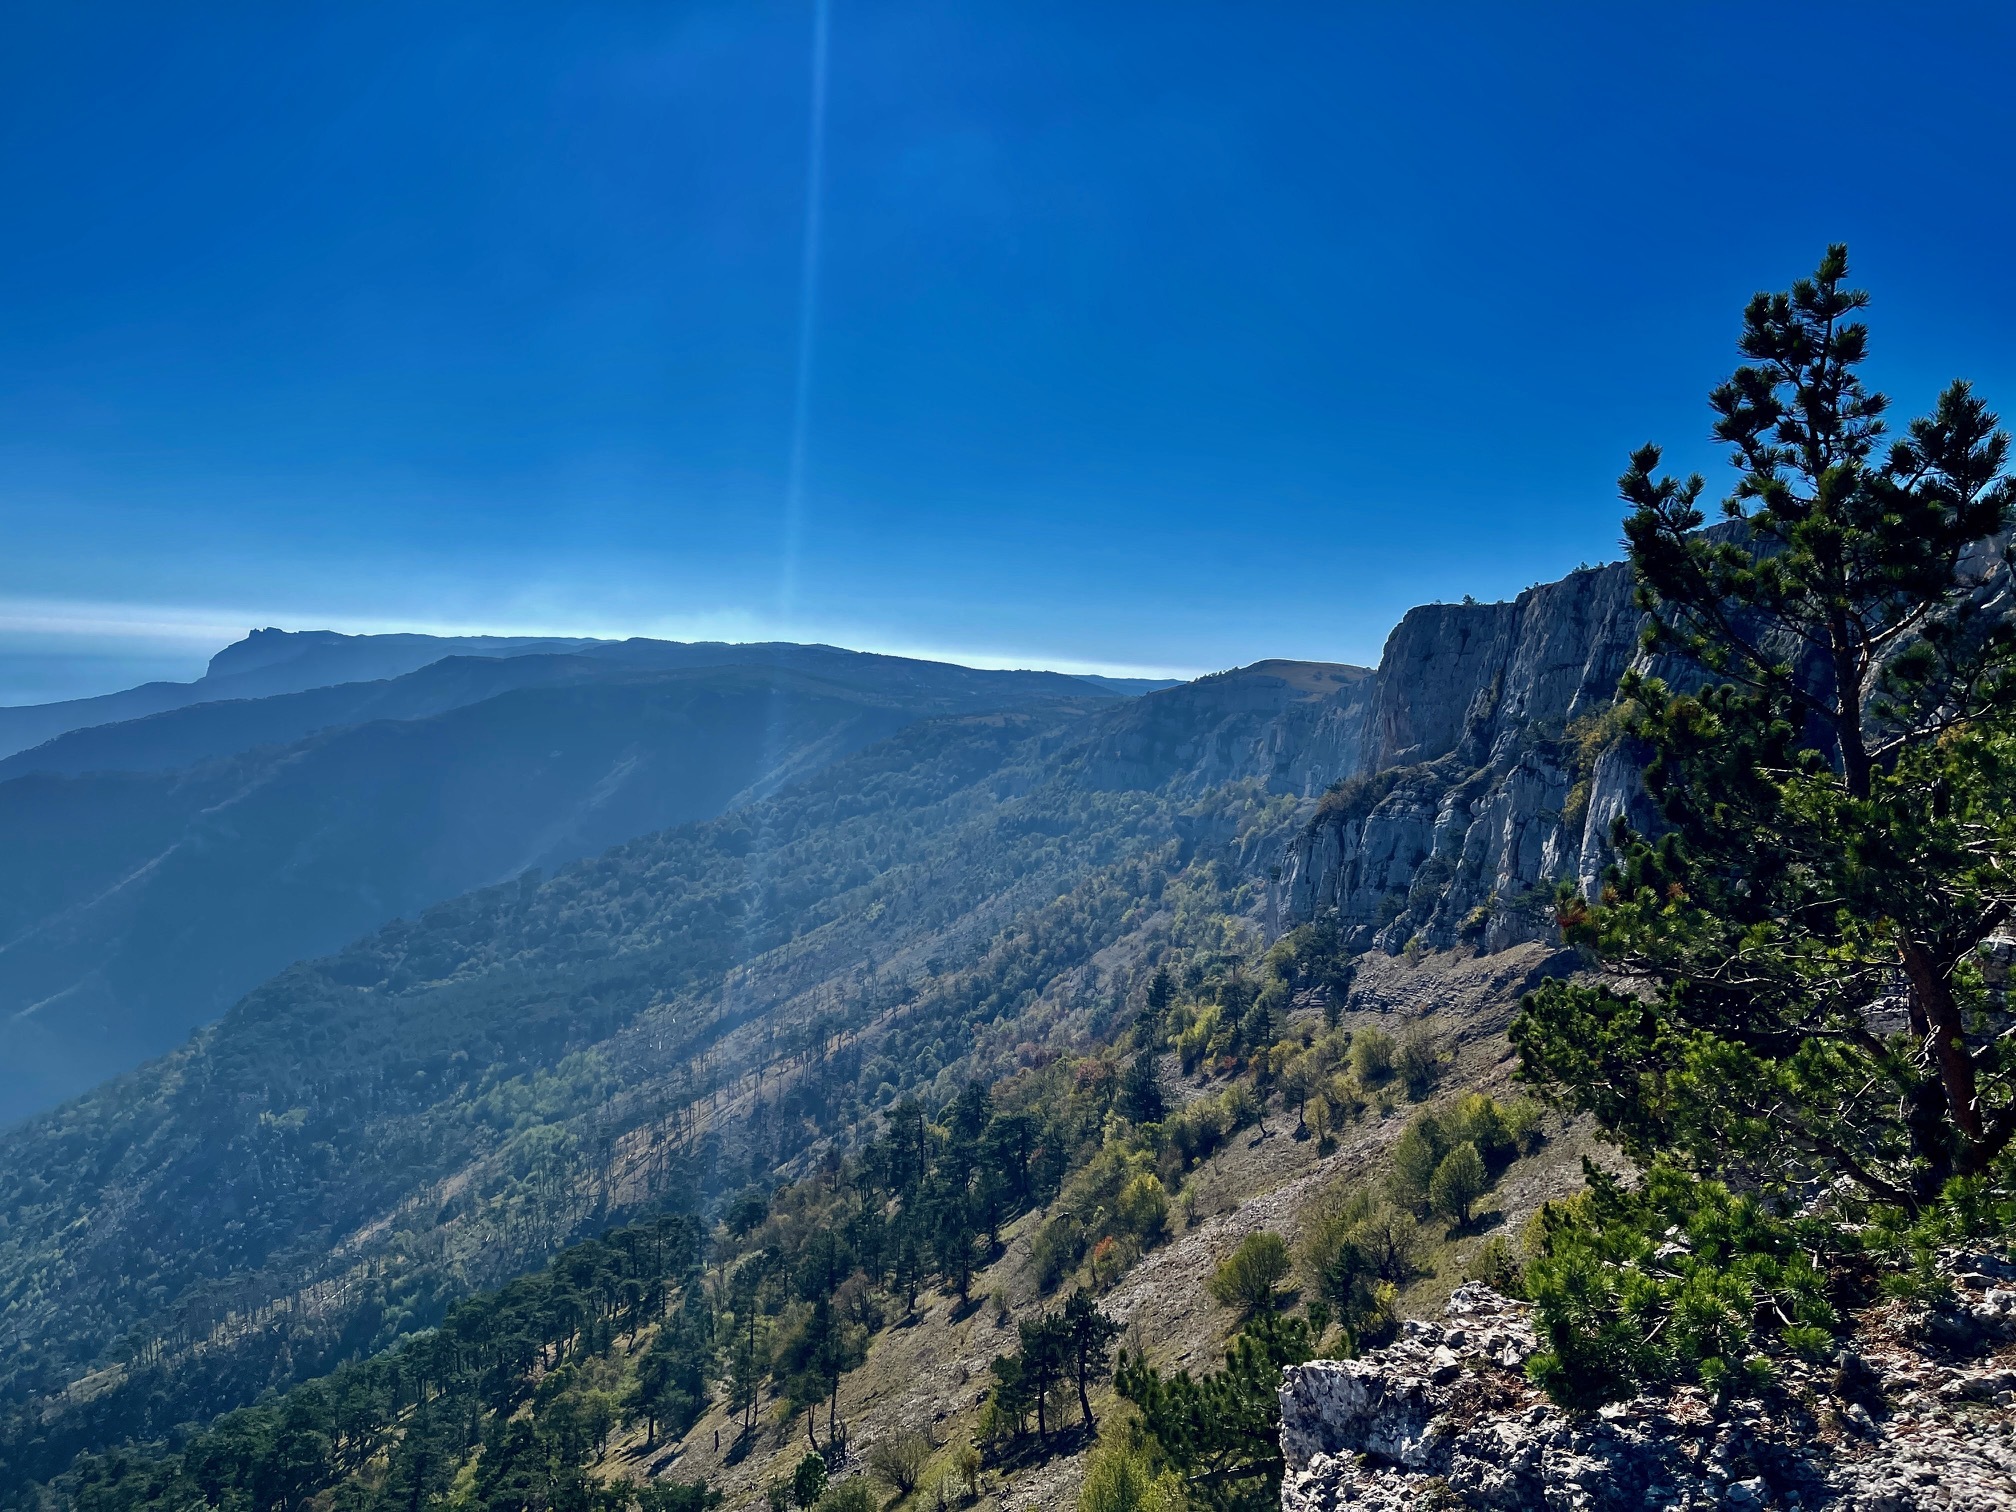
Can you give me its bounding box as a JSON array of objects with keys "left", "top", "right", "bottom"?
[
  {"left": 1064, "top": 561, "right": 1658, "bottom": 951},
  {"left": 1285, "top": 562, "right": 1656, "bottom": 952},
  {"left": 1088, "top": 528, "right": 2014, "bottom": 956},
  {"left": 1279, "top": 524, "right": 2016, "bottom": 955},
  {"left": 1279, "top": 1281, "right": 2016, "bottom": 1511}
]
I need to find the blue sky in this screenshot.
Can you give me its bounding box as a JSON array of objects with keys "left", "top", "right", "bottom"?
[{"left": 3, "top": 3, "right": 2013, "bottom": 702}]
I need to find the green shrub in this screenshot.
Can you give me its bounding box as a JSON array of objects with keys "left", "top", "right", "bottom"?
[
  {"left": 1175, "top": 1007, "right": 1220, "bottom": 1075},
  {"left": 1115, "top": 1173, "right": 1171, "bottom": 1246},
  {"left": 1078, "top": 1436, "right": 1177, "bottom": 1512},
  {"left": 1498, "top": 1095, "right": 1546, "bottom": 1155},
  {"left": 1349, "top": 1028, "right": 1395, "bottom": 1085},
  {"left": 1448, "top": 1093, "right": 1506, "bottom": 1157},
  {"left": 1428, "top": 1142, "right": 1487, "bottom": 1226},
  {"left": 1207, "top": 1232, "right": 1292, "bottom": 1316},
  {"left": 1521, "top": 1163, "right": 1834, "bottom": 1407},
  {"left": 1222, "top": 1081, "right": 1262, "bottom": 1131},
  {"left": 1463, "top": 1235, "right": 1525, "bottom": 1296},
  {"left": 1032, "top": 1214, "right": 1087, "bottom": 1292},
  {"left": 814, "top": 1481, "right": 877, "bottom": 1512},
  {"left": 866, "top": 1431, "right": 932, "bottom": 1496},
  {"left": 1395, "top": 1030, "right": 1440, "bottom": 1100}
]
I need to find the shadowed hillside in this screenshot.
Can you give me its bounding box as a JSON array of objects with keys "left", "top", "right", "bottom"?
[{"left": 0, "top": 664, "right": 1119, "bottom": 1121}]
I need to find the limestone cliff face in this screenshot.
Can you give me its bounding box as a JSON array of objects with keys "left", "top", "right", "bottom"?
[
  {"left": 1285, "top": 561, "right": 1656, "bottom": 953},
  {"left": 1064, "top": 555, "right": 1675, "bottom": 949}
]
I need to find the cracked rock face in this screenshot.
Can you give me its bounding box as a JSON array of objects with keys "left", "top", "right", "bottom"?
[
  {"left": 1283, "top": 562, "right": 1662, "bottom": 956},
  {"left": 1279, "top": 1282, "right": 2016, "bottom": 1511}
]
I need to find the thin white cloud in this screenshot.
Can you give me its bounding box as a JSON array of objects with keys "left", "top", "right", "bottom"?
[{"left": 0, "top": 598, "right": 251, "bottom": 646}]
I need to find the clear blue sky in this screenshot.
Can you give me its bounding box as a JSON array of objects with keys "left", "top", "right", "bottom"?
[{"left": 3, "top": 3, "right": 2013, "bottom": 702}]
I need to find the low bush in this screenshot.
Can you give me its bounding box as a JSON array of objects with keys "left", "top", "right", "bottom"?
[
  {"left": 1078, "top": 1434, "right": 1179, "bottom": 1512},
  {"left": 1395, "top": 1029, "right": 1441, "bottom": 1100},
  {"left": 867, "top": 1430, "right": 932, "bottom": 1495},
  {"left": 1207, "top": 1231, "right": 1292, "bottom": 1317},
  {"left": 1349, "top": 1028, "right": 1395, "bottom": 1085},
  {"left": 1521, "top": 1162, "right": 1835, "bottom": 1407},
  {"left": 814, "top": 1481, "right": 877, "bottom": 1512},
  {"left": 1428, "top": 1141, "right": 1487, "bottom": 1226}
]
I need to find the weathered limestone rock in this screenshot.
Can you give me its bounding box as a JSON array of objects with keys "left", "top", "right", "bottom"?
[
  {"left": 1285, "top": 562, "right": 1658, "bottom": 955},
  {"left": 1279, "top": 1283, "right": 2016, "bottom": 1511}
]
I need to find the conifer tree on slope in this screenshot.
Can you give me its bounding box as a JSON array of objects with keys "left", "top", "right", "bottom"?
[{"left": 1514, "top": 245, "right": 2016, "bottom": 1213}]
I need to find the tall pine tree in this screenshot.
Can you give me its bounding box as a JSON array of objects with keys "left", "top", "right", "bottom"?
[{"left": 1516, "top": 244, "right": 2016, "bottom": 1214}]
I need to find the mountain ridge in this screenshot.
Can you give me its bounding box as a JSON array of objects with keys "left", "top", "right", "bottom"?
[{"left": 0, "top": 628, "right": 1179, "bottom": 763}]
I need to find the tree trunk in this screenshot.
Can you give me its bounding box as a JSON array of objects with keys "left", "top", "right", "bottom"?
[
  {"left": 1904, "top": 1076, "right": 1953, "bottom": 1206},
  {"left": 1900, "top": 941, "right": 1983, "bottom": 1144}
]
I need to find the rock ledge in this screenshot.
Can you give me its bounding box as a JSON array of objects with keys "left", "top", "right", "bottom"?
[{"left": 1279, "top": 1279, "right": 2016, "bottom": 1511}]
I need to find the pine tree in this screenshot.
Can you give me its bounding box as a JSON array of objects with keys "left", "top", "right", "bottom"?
[
  {"left": 1061, "top": 1289, "right": 1122, "bottom": 1432},
  {"left": 1119, "top": 1049, "right": 1167, "bottom": 1125},
  {"left": 789, "top": 1452, "right": 827, "bottom": 1508},
  {"left": 1015, "top": 1312, "right": 1070, "bottom": 1442},
  {"left": 1115, "top": 1311, "right": 1314, "bottom": 1512},
  {"left": 1516, "top": 245, "right": 2016, "bottom": 1211},
  {"left": 1145, "top": 966, "right": 1175, "bottom": 1022}
]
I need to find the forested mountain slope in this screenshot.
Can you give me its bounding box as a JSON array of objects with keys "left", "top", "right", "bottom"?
[
  {"left": 0, "top": 712, "right": 1087, "bottom": 1432},
  {"left": 0, "top": 667, "right": 1114, "bottom": 1122},
  {"left": 0, "top": 659, "right": 1363, "bottom": 1488},
  {"left": 0, "top": 564, "right": 1673, "bottom": 1503}
]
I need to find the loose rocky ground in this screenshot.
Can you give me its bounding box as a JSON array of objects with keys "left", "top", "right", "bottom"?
[{"left": 1281, "top": 1270, "right": 2016, "bottom": 1511}]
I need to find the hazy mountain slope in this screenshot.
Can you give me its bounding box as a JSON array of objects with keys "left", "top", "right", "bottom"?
[
  {"left": 0, "top": 704, "right": 1206, "bottom": 1474},
  {"left": 0, "top": 629, "right": 604, "bottom": 759},
  {"left": 1065, "top": 672, "right": 1185, "bottom": 695},
  {"left": 200, "top": 627, "right": 601, "bottom": 686},
  {"left": 0, "top": 632, "right": 1134, "bottom": 774},
  {"left": 0, "top": 642, "right": 1129, "bottom": 781},
  {"left": 566, "top": 636, "right": 1159, "bottom": 708},
  {"left": 0, "top": 654, "right": 618, "bottom": 780},
  {"left": 0, "top": 667, "right": 1104, "bottom": 1122}
]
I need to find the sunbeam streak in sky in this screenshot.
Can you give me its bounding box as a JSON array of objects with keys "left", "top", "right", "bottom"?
[
  {"left": 740, "top": 0, "right": 836, "bottom": 1008},
  {"left": 777, "top": 0, "right": 831, "bottom": 622}
]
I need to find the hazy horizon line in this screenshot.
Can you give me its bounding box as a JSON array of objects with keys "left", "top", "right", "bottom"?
[{"left": 0, "top": 594, "right": 1222, "bottom": 707}]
